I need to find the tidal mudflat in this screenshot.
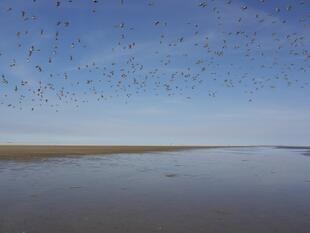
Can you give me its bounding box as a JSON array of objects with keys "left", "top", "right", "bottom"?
[{"left": 1, "top": 147, "right": 310, "bottom": 233}]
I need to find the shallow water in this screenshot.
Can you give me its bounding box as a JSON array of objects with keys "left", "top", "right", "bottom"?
[{"left": 0, "top": 147, "right": 310, "bottom": 233}]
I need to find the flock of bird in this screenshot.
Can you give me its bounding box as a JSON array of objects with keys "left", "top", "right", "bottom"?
[{"left": 0, "top": 0, "right": 309, "bottom": 111}]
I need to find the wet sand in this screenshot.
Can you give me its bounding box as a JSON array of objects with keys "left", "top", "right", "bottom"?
[
  {"left": 1, "top": 147, "right": 310, "bottom": 233},
  {"left": 0, "top": 145, "right": 212, "bottom": 159}
]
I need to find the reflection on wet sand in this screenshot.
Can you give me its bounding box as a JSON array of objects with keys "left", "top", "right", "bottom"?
[{"left": 0, "top": 147, "right": 310, "bottom": 233}]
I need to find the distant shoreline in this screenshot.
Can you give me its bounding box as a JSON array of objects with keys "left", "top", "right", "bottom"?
[
  {"left": 0, "top": 145, "right": 309, "bottom": 160},
  {"left": 0, "top": 145, "right": 211, "bottom": 159},
  {"left": 0, "top": 145, "right": 254, "bottom": 159}
]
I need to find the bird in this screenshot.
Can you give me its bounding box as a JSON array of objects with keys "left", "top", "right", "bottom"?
[{"left": 0, "top": 0, "right": 307, "bottom": 111}]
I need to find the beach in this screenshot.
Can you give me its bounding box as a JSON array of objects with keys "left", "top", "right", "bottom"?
[
  {"left": 0, "top": 145, "right": 211, "bottom": 159},
  {"left": 1, "top": 147, "right": 310, "bottom": 233}
]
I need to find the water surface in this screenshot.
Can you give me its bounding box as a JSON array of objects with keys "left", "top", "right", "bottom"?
[{"left": 1, "top": 147, "right": 310, "bottom": 233}]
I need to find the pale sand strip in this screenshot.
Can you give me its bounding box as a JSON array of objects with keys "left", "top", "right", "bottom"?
[{"left": 0, "top": 145, "right": 217, "bottom": 159}]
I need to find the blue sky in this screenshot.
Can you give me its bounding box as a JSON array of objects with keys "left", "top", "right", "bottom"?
[{"left": 0, "top": 0, "right": 309, "bottom": 145}]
